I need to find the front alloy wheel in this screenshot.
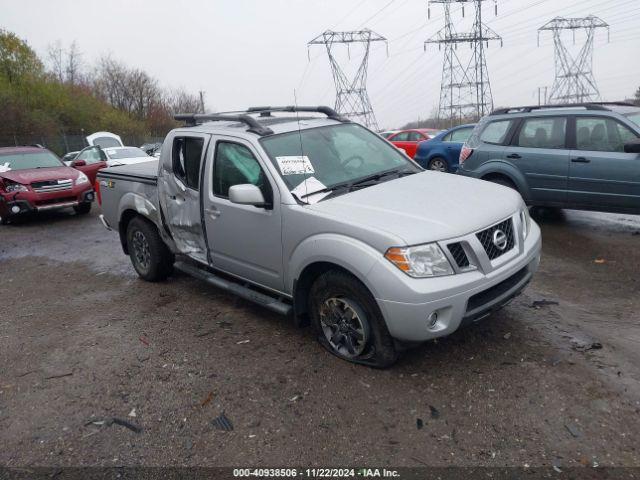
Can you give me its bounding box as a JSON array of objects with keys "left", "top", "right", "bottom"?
[{"left": 320, "top": 297, "right": 369, "bottom": 358}]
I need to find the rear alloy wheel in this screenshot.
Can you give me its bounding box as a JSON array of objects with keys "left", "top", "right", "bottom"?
[
  {"left": 126, "top": 216, "right": 174, "bottom": 282},
  {"left": 309, "top": 270, "right": 398, "bottom": 368},
  {"left": 428, "top": 157, "right": 448, "bottom": 172}
]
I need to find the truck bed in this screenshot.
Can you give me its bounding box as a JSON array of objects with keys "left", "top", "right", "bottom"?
[
  {"left": 97, "top": 160, "right": 160, "bottom": 230},
  {"left": 97, "top": 160, "right": 158, "bottom": 185}
]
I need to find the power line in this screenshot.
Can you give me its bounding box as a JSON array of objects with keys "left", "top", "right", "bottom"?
[
  {"left": 426, "top": 0, "right": 502, "bottom": 123},
  {"left": 308, "top": 29, "right": 388, "bottom": 129},
  {"left": 539, "top": 16, "right": 610, "bottom": 103}
]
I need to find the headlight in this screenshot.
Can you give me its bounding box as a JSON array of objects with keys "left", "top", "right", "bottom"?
[
  {"left": 385, "top": 243, "right": 454, "bottom": 278},
  {"left": 4, "top": 182, "right": 28, "bottom": 193},
  {"left": 75, "top": 172, "right": 89, "bottom": 185},
  {"left": 520, "top": 206, "right": 531, "bottom": 239}
]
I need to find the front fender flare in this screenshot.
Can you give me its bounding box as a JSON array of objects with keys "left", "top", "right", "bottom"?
[{"left": 287, "top": 234, "right": 384, "bottom": 298}]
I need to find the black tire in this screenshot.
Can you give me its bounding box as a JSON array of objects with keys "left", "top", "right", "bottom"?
[
  {"left": 428, "top": 157, "right": 449, "bottom": 172},
  {"left": 126, "top": 216, "right": 174, "bottom": 282},
  {"left": 74, "top": 202, "right": 92, "bottom": 215},
  {"left": 309, "top": 270, "right": 398, "bottom": 368}
]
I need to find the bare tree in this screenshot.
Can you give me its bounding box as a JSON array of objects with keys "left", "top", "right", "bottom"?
[
  {"left": 94, "top": 55, "right": 163, "bottom": 120},
  {"left": 166, "top": 88, "right": 205, "bottom": 115},
  {"left": 47, "top": 40, "right": 84, "bottom": 85},
  {"left": 65, "top": 41, "right": 82, "bottom": 86},
  {"left": 47, "top": 41, "right": 64, "bottom": 83}
]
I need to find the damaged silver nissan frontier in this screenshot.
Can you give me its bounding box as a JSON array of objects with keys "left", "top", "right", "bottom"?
[{"left": 97, "top": 106, "right": 541, "bottom": 367}]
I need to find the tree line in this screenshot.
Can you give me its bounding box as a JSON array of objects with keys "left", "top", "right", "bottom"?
[{"left": 0, "top": 29, "right": 203, "bottom": 141}]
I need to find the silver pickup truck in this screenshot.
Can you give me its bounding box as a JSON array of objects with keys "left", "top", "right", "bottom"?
[{"left": 97, "top": 106, "right": 541, "bottom": 367}]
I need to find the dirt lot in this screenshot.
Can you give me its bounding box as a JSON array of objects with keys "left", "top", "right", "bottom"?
[{"left": 0, "top": 206, "right": 639, "bottom": 468}]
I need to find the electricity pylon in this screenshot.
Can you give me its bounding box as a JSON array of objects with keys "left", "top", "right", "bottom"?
[
  {"left": 426, "top": 0, "right": 502, "bottom": 124},
  {"left": 538, "top": 16, "right": 609, "bottom": 104},
  {"left": 308, "top": 29, "right": 387, "bottom": 130}
]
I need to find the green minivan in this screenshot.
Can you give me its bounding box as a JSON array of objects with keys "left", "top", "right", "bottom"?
[{"left": 457, "top": 102, "right": 640, "bottom": 214}]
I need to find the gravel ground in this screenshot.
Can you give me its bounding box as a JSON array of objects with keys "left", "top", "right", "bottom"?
[{"left": 0, "top": 207, "right": 639, "bottom": 468}]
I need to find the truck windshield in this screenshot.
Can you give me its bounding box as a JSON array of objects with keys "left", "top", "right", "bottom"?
[
  {"left": 260, "top": 124, "right": 418, "bottom": 195},
  {"left": 0, "top": 151, "right": 63, "bottom": 171}
]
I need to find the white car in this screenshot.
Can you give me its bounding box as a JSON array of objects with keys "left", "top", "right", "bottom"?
[
  {"left": 102, "top": 147, "right": 154, "bottom": 167},
  {"left": 86, "top": 131, "right": 124, "bottom": 149}
]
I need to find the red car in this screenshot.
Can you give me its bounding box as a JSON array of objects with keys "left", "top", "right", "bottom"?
[
  {"left": 0, "top": 146, "right": 95, "bottom": 224},
  {"left": 387, "top": 128, "right": 442, "bottom": 158}
]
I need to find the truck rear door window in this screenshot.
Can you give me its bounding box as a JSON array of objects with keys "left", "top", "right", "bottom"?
[{"left": 172, "top": 137, "right": 204, "bottom": 190}]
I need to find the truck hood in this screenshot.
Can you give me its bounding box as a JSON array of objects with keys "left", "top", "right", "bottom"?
[
  {"left": 0, "top": 166, "right": 79, "bottom": 184},
  {"left": 307, "top": 171, "right": 522, "bottom": 245}
]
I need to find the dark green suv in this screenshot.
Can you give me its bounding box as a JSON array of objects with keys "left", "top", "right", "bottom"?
[{"left": 457, "top": 103, "right": 640, "bottom": 214}]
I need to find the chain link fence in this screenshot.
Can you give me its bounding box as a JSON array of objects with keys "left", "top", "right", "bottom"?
[{"left": 0, "top": 133, "right": 165, "bottom": 157}]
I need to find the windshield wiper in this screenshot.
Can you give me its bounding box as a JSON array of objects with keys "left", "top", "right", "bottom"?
[
  {"left": 349, "top": 168, "right": 416, "bottom": 188},
  {"left": 299, "top": 168, "right": 417, "bottom": 201}
]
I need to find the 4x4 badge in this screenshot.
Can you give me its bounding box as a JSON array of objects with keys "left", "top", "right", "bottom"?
[{"left": 492, "top": 229, "right": 508, "bottom": 250}]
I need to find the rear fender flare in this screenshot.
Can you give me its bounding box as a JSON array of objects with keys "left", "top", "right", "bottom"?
[{"left": 118, "top": 192, "right": 158, "bottom": 225}]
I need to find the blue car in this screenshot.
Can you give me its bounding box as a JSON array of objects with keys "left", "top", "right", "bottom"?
[{"left": 414, "top": 124, "right": 476, "bottom": 172}]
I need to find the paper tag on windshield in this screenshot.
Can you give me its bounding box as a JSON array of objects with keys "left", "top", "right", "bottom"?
[
  {"left": 275, "top": 156, "right": 314, "bottom": 175},
  {"left": 291, "top": 177, "right": 330, "bottom": 204}
]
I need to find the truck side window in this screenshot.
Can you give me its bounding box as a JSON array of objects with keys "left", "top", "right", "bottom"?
[
  {"left": 213, "top": 142, "right": 271, "bottom": 201},
  {"left": 172, "top": 137, "right": 204, "bottom": 190}
]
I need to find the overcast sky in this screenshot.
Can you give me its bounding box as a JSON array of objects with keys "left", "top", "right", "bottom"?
[{"left": 1, "top": 0, "right": 639, "bottom": 129}]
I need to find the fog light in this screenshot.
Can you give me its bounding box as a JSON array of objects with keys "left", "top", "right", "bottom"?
[
  {"left": 86, "top": 193, "right": 94, "bottom": 201},
  {"left": 11, "top": 205, "right": 21, "bottom": 214},
  {"left": 427, "top": 311, "right": 438, "bottom": 329}
]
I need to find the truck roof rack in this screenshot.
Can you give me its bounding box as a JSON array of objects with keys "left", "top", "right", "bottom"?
[
  {"left": 246, "top": 105, "right": 350, "bottom": 123},
  {"left": 491, "top": 102, "right": 636, "bottom": 115},
  {"left": 173, "top": 113, "right": 275, "bottom": 136},
  {"left": 174, "top": 105, "right": 349, "bottom": 136}
]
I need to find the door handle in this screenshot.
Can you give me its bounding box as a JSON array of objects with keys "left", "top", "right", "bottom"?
[
  {"left": 205, "top": 207, "right": 221, "bottom": 218},
  {"left": 506, "top": 153, "right": 521, "bottom": 159},
  {"left": 571, "top": 157, "right": 590, "bottom": 163}
]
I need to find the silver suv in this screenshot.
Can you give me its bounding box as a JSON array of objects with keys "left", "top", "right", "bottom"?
[
  {"left": 97, "top": 106, "right": 541, "bottom": 367},
  {"left": 457, "top": 102, "right": 640, "bottom": 214}
]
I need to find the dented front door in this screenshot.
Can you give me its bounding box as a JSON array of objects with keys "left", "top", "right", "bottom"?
[{"left": 157, "top": 132, "right": 210, "bottom": 263}]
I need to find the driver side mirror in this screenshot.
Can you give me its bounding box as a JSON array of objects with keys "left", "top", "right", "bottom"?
[
  {"left": 624, "top": 139, "right": 640, "bottom": 154},
  {"left": 71, "top": 160, "right": 86, "bottom": 167},
  {"left": 229, "top": 184, "right": 269, "bottom": 208}
]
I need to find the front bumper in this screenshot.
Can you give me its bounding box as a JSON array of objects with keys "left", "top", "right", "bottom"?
[
  {"left": 373, "top": 219, "right": 542, "bottom": 342},
  {"left": 0, "top": 188, "right": 94, "bottom": 217}
]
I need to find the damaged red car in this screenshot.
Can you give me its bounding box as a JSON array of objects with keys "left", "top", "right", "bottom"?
[{"left": 0, "top": 146, "right": 95, "bottom": 224}]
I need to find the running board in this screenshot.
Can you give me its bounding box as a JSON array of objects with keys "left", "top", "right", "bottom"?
[{"left": 174, "top": 261, "right": 293, "bottom": 316}]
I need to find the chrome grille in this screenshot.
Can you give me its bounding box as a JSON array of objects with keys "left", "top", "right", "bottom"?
[
  {"left": 31, "top": 179, "right": 73, "bottom": 193},
  {"left": 447, "top": 242, "right": 470, "bottom": 269},
  {"left": 476, "top": 218, "right": 515, "bottom": 260}
]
